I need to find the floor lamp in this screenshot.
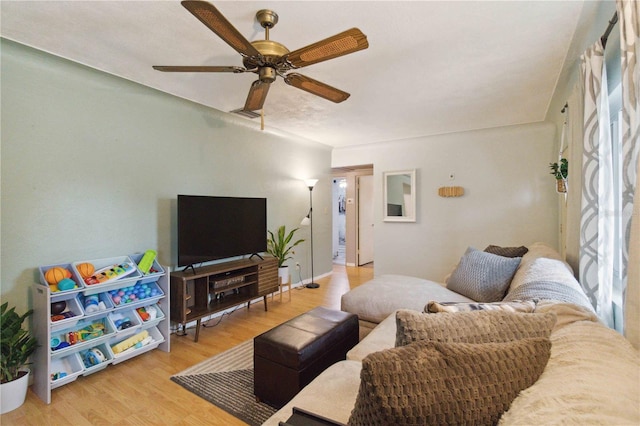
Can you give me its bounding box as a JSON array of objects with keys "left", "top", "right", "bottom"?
[{"left": 301, "top": 179, "right": 319, "bottom": 288}]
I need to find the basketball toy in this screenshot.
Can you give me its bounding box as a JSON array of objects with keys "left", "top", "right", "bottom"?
[
  {"left": 76, "top": 262, "right": 95, "bottom": 279},
  {"left": 45, "top": 267, "right": 69, "bottom": 285}
]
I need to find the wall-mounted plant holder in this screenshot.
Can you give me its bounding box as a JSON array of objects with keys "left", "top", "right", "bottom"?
[
  {"left": 550, "top": 159, "right": 568, "bottom": 194},
  {"left": 438, "top": 186, "right": 464, "bottom": 197}
]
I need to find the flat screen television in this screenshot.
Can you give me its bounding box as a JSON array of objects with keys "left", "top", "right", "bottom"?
[{"left": 177, "top": 195, "right": 267, "bottom": 267}]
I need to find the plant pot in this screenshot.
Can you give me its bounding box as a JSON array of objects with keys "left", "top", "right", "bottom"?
[
  {"left": 556, "top": 179, "right": 567, "bottom": 193},
  {"left": 278, "top": 267, "right": 289, "bottom": 284},
  {"left": 0, "top": 369, "right": 30, "bottom": 414}
]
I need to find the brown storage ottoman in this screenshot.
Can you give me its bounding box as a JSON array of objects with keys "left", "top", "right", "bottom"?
[{"left": 253, "top": 306, "right": 359, "bottom": 408}]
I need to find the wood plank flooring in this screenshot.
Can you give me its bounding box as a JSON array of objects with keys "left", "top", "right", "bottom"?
[{"left": 2, "top": 264, "right": 373, "bottom": 426}]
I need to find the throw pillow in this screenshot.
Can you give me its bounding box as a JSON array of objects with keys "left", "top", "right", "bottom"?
[
  {"left": 446, "top": 247, "right": 521, "bottom": 302},
  {"left": 395, "top": 309, "right": 556, "bottom": 347},
  {"left": 425, "top": 300, "right": 536, "bottom": 314},
  {"left": 348, "top": 338, "right": 552, "bottom": 426},
  {"left": 484, "top": 244, "right": 529, "bottom": 258}
]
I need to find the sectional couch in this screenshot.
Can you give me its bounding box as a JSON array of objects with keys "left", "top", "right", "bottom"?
[{"left": 263, "top": 243, "right": 640, "bottom": 425}]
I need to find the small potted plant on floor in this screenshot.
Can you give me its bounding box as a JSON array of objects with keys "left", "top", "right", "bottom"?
[
  {"left": 1, "top": 302, "right": 38, "bottom": 414},
  {"left": 267, "top": 225, "right": 305, "bottom": 285},
  {"left": 549, "top": 158, "right": 568, "bottom": 193}
]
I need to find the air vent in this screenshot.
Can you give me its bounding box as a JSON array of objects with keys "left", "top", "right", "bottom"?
[{"left": 230, "top": 109, "right": 261, "bottom": 119}]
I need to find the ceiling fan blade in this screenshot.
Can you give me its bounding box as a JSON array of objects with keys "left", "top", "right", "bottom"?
[
  {"left": 244, "top": 80, "right": 271, "bottom": 112},
  {"left": 153, "top": 65, "right": 245, "bottom": 73},
  {"left": 284, "top": 73, "right": 350, "bottom": 103},
  {"left": 181, "top": 1, "right": 261, "bottom": 58},
  {"left": 285, "top": 28, "right": 368, "bottom": 68}
]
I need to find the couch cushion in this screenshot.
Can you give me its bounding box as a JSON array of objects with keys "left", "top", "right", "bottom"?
[
  {"left": 395, "top": 309, "right": 556, "bottom": 347},
  {"left": 485, "top": 244, "right": 529, "bottom": 258},
  {"left": 499, "top": 320, "right": 640, "bottom": 425},
  {"left": 348, "top": 338, "right": 551, "bottom": 426},
  {"left": 533, "top": 300, "right": 599, "bottom": 332},
  {"left": 446, "top": 247, "right": 521, "bottom": 302},
  {"left": 341, "top": 274, "right": 474, "bottom": 324},
  {"left": 262, "top": 360, "right": 362, "bottom": 426},
  {"left": 425, "top": 300, "right": 536, "bottom": 314},
  {"left": 347, "top": 311, "right": 397, "bottom": 362}
]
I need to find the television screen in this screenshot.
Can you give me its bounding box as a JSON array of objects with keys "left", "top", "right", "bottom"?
[{"left": 177, "top": 195, "right": 267, "bottom": 267}]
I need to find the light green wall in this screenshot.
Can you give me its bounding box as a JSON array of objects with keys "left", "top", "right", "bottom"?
[
  {"left": 1, "top": 39, "right": 332, "bottom": 314},
  {"left": 333, "top": 122, "right": 558, "bottom": 282}
]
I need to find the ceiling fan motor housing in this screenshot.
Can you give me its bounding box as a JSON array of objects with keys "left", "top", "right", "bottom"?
[{"left": 243, "top": 39, "right": 290, "bottom": 83}]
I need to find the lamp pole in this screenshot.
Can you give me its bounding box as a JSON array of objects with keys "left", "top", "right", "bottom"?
[{"left": 304, "top": 179, "right": 319, "bottom": 288}]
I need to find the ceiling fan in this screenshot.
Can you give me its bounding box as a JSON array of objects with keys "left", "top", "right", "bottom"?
[{"left": 153, "top": 1, "right": 369, "bottom": 116}]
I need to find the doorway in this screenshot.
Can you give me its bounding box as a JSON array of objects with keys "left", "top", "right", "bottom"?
[
  {"left": 331, "top": 165, "right": 374, "bottom": 267},
  {"left": 333, "top": 178, "right": 347, "bottom": 265}
]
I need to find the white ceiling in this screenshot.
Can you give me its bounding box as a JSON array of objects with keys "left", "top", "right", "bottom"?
[{"left": 1, "top": 1, "right": 585, "bottom": 148}]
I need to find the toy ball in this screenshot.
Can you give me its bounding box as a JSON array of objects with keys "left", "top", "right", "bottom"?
[
  {"left": 51, "top": 300, "right": 67, "bottom": 315},
  {"left": 45, "top": 267, "right": 69, "bottom": 285},
  {"left": 76, "top": 262, "right": 95, "bottom": 279},
  {"left": 49, "top": 284, "right": 59, "bottom": 293},
  {"left": 57, "top": 278, "right": 76, "bottom": 291}
]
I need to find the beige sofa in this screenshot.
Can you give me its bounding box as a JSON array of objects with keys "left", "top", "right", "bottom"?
[{"left": 263, "top": 243, "right": 640, "bottom": 425}]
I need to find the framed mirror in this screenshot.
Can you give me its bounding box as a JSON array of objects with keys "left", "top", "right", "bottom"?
[{"left": 383, "top": 169, "right": 416, "bottom": 222}]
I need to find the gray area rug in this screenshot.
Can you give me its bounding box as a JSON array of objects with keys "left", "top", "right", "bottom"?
[{"left": 171, "top": 340, "right": 277, "bottom": 425}]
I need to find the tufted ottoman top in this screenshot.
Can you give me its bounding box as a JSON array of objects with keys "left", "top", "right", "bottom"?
[{"left": 254, "top": 307, "right": 358, "bottom": 370}]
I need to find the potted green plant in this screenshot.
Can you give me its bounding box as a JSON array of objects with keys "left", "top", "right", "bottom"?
[
  {"left": 267, "top": 225, "right": 305, "bottom": 284},
  {"left": 1, "top": 302, "right": 38, "bottom": 414},
  {"left": 549, "top": 158, "right": 568, "bottom": 193}
]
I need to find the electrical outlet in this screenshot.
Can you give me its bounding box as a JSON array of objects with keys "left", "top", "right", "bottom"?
[{"left": 295, "top": 262, "right": 301, "bottom": 269}]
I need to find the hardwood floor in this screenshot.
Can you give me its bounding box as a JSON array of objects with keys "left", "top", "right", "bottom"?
[{"left": 2, "top": 264, "right": 373, "bottom": 426}]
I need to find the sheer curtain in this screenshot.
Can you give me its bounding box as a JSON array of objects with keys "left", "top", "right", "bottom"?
[
  {"left": 579, "top": 41, "right": 616, "bottom": 328},
  {"left": 617, "top": 0, "right": 640, "bottom": 349}
]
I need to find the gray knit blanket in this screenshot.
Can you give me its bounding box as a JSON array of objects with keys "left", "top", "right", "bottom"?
[{"left": 504, "top": 280, "right": 595, "bottom": 314}]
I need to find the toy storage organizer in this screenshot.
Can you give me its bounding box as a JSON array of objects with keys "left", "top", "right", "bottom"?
[{"left": 31, "top": 253, "right": 170, "bottom": 404}]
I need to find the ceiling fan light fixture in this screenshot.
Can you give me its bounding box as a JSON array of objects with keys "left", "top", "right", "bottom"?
[{"left": 259, "top": 67, "right": 277, "bottom": 83}]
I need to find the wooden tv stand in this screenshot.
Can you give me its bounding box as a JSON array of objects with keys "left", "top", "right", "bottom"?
[{"left": 170, "top": 256, "right": 278, "bottom": 342}]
